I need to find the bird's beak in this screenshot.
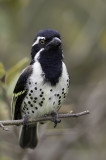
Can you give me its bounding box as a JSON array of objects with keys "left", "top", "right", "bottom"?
[{"left": 46, "top": 37, "right": 61, "bottom": 50}]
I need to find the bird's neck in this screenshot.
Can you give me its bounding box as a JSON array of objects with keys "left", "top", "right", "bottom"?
[{"left": 39, "top": 49, "right": 63, "bottom": 86}]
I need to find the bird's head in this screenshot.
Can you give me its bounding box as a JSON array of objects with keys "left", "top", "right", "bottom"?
[{"left": 31, "top": 29, "right": 63, "bottom": 62}]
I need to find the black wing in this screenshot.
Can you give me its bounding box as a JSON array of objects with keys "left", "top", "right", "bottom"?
[{"left": 11, "top": 65, "right": 33, "bottom": 120}]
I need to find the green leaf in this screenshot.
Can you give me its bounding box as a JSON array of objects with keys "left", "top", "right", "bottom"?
[
  {"left": 6, "top": 57, "right": 29, "bottom": 85},
  {"left": 0, "top": 62, "right": 6, "bottom": 83}
]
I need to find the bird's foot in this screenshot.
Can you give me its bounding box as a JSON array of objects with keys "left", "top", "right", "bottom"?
[
  {"left": 23, "top": 114, "right": 28, "bottom": 126},
  {"left": 51, "top": 112, "right": 61, "bottom": 128}
]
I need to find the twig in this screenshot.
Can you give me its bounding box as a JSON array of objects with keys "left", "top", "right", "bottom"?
[
  {"left": 0, "top": 110, "right": 89, "bottom": 131},
  {"left": 0, "top": 123, "right": 8, "bottom": 131}
]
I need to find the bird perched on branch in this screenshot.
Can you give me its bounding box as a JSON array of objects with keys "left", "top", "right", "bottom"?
[{"left": 11, "top": 29, "right": 70, "bottom": 149}]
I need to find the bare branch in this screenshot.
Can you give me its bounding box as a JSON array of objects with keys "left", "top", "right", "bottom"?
[
  {"left": 0, "top": 110, "right": 89, "bottom": 131},
  {"left": 0, "top": 123, "right": 8, "bottom": 131}
]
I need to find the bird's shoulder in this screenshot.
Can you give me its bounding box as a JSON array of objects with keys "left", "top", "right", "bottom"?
[{"left": 14, "top": 65, "right": 33, "bottom": 94}]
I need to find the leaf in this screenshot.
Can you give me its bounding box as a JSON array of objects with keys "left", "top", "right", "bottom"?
[
  {"left": 0, "top": 62, "right": 6, "bottom": 83},
  {"left": 6, "top": 57, "right": 29, "bottom": 85}
]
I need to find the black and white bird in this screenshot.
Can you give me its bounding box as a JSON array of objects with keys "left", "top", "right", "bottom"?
[{"left": 12, "top": 29, "right": 70, "bottom": 149}]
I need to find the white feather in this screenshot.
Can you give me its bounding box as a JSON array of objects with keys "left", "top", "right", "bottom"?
[
  {"left": 32, "top": 36, "right": 45, "bottom": 47},
  {"left": 34, "top": 48, "right": 44, "bottom": 61}
]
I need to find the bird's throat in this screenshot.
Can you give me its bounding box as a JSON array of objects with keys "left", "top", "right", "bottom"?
[{"left": 39, "top": 49, "right": 62, "bottom": 86}]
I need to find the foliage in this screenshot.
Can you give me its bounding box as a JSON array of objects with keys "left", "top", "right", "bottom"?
[
  {"left": 0, "top": 63, "right": 5, "bottom": 80},
  {"left": 0, "top": 0, "right": 106, "bottom": 160},
  {"left": 6, "top": 57, "right": 29, "bottom": 85}
]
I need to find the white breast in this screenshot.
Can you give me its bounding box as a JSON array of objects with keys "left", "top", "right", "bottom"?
[{"left": 21, "top": 61, "right": 69, "bottom": 118}]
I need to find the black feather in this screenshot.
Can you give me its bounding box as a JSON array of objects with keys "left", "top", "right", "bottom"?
[
  {"left": 36, "top": 29, "right": 60, "bottom": 40},
  {"left": 13, "top": 66, "right": 33, "bottom": 120},
  {"left": 19, "top": 124, "right": 38, "bottom": 149},
  {"left": 31, "top": 29, "right": 61, "bottom": 61},
  {"left": 39, "top": 48, "right": 62, "bottom": 86}
]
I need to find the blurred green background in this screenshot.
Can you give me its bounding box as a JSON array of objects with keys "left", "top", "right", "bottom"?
[{"left": 0, "top": 0, "right": 106, "bottom": 160}]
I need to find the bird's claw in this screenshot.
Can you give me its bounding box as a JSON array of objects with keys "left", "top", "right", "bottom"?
[
  {"left": 53, "top": 119, "right": 61, "bottom": 128},
  {"left": 23, "top": 115, "right": 28, "bottom": 126},
  {"left": 51, "top": 112, "right": 61, "bottom": 128}
]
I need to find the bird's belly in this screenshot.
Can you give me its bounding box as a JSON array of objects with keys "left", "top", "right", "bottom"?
[{"left": 21, "top": 80, "right": 69, "bottom": 119}]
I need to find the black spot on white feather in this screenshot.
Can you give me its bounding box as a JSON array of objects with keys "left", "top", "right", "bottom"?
[
  {"left": 34, "top": 97, "right": 37, "bottom": 100},
  {"left": 41, "top": 101, "right": 43, "bottom": 104},
  {"left": 39, "top": 103, "right": 42, "bottom": 107},
  {"left": 58, "top": 100, "right": 61, "bottom": 105},
  {"left": 30, "top": 104, "right": 33, "bottom": 107},
  {"left": 30, "top": 90, "right": 33, "bottom": 93},
  {"left": 28, "top": 101, "right": 31, "bottom": 104}
]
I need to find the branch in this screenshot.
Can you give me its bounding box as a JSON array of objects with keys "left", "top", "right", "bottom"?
[{"left": 0, "top": 110, "right": 89, "bottom": 130}]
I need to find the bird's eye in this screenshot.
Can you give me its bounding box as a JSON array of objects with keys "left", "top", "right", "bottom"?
[{"left": 40, "top": 39, "right": 45, "bottom": 44}]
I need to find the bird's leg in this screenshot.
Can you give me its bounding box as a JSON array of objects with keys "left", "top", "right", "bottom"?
[
  {"left": 23, "top": 114, "right": 28, "bottom": 126},
  {"left": 51, "top": 112, "right": 61, "bottom": 128}
]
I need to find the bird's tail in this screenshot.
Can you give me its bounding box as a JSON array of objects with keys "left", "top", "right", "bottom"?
[{"left": 19, "top": 124, "right": 38, "bottom": 149}]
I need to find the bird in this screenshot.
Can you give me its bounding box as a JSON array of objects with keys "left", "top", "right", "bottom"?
[{"left": 11, "top": 29, "right": 70, "bottom": 149}]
